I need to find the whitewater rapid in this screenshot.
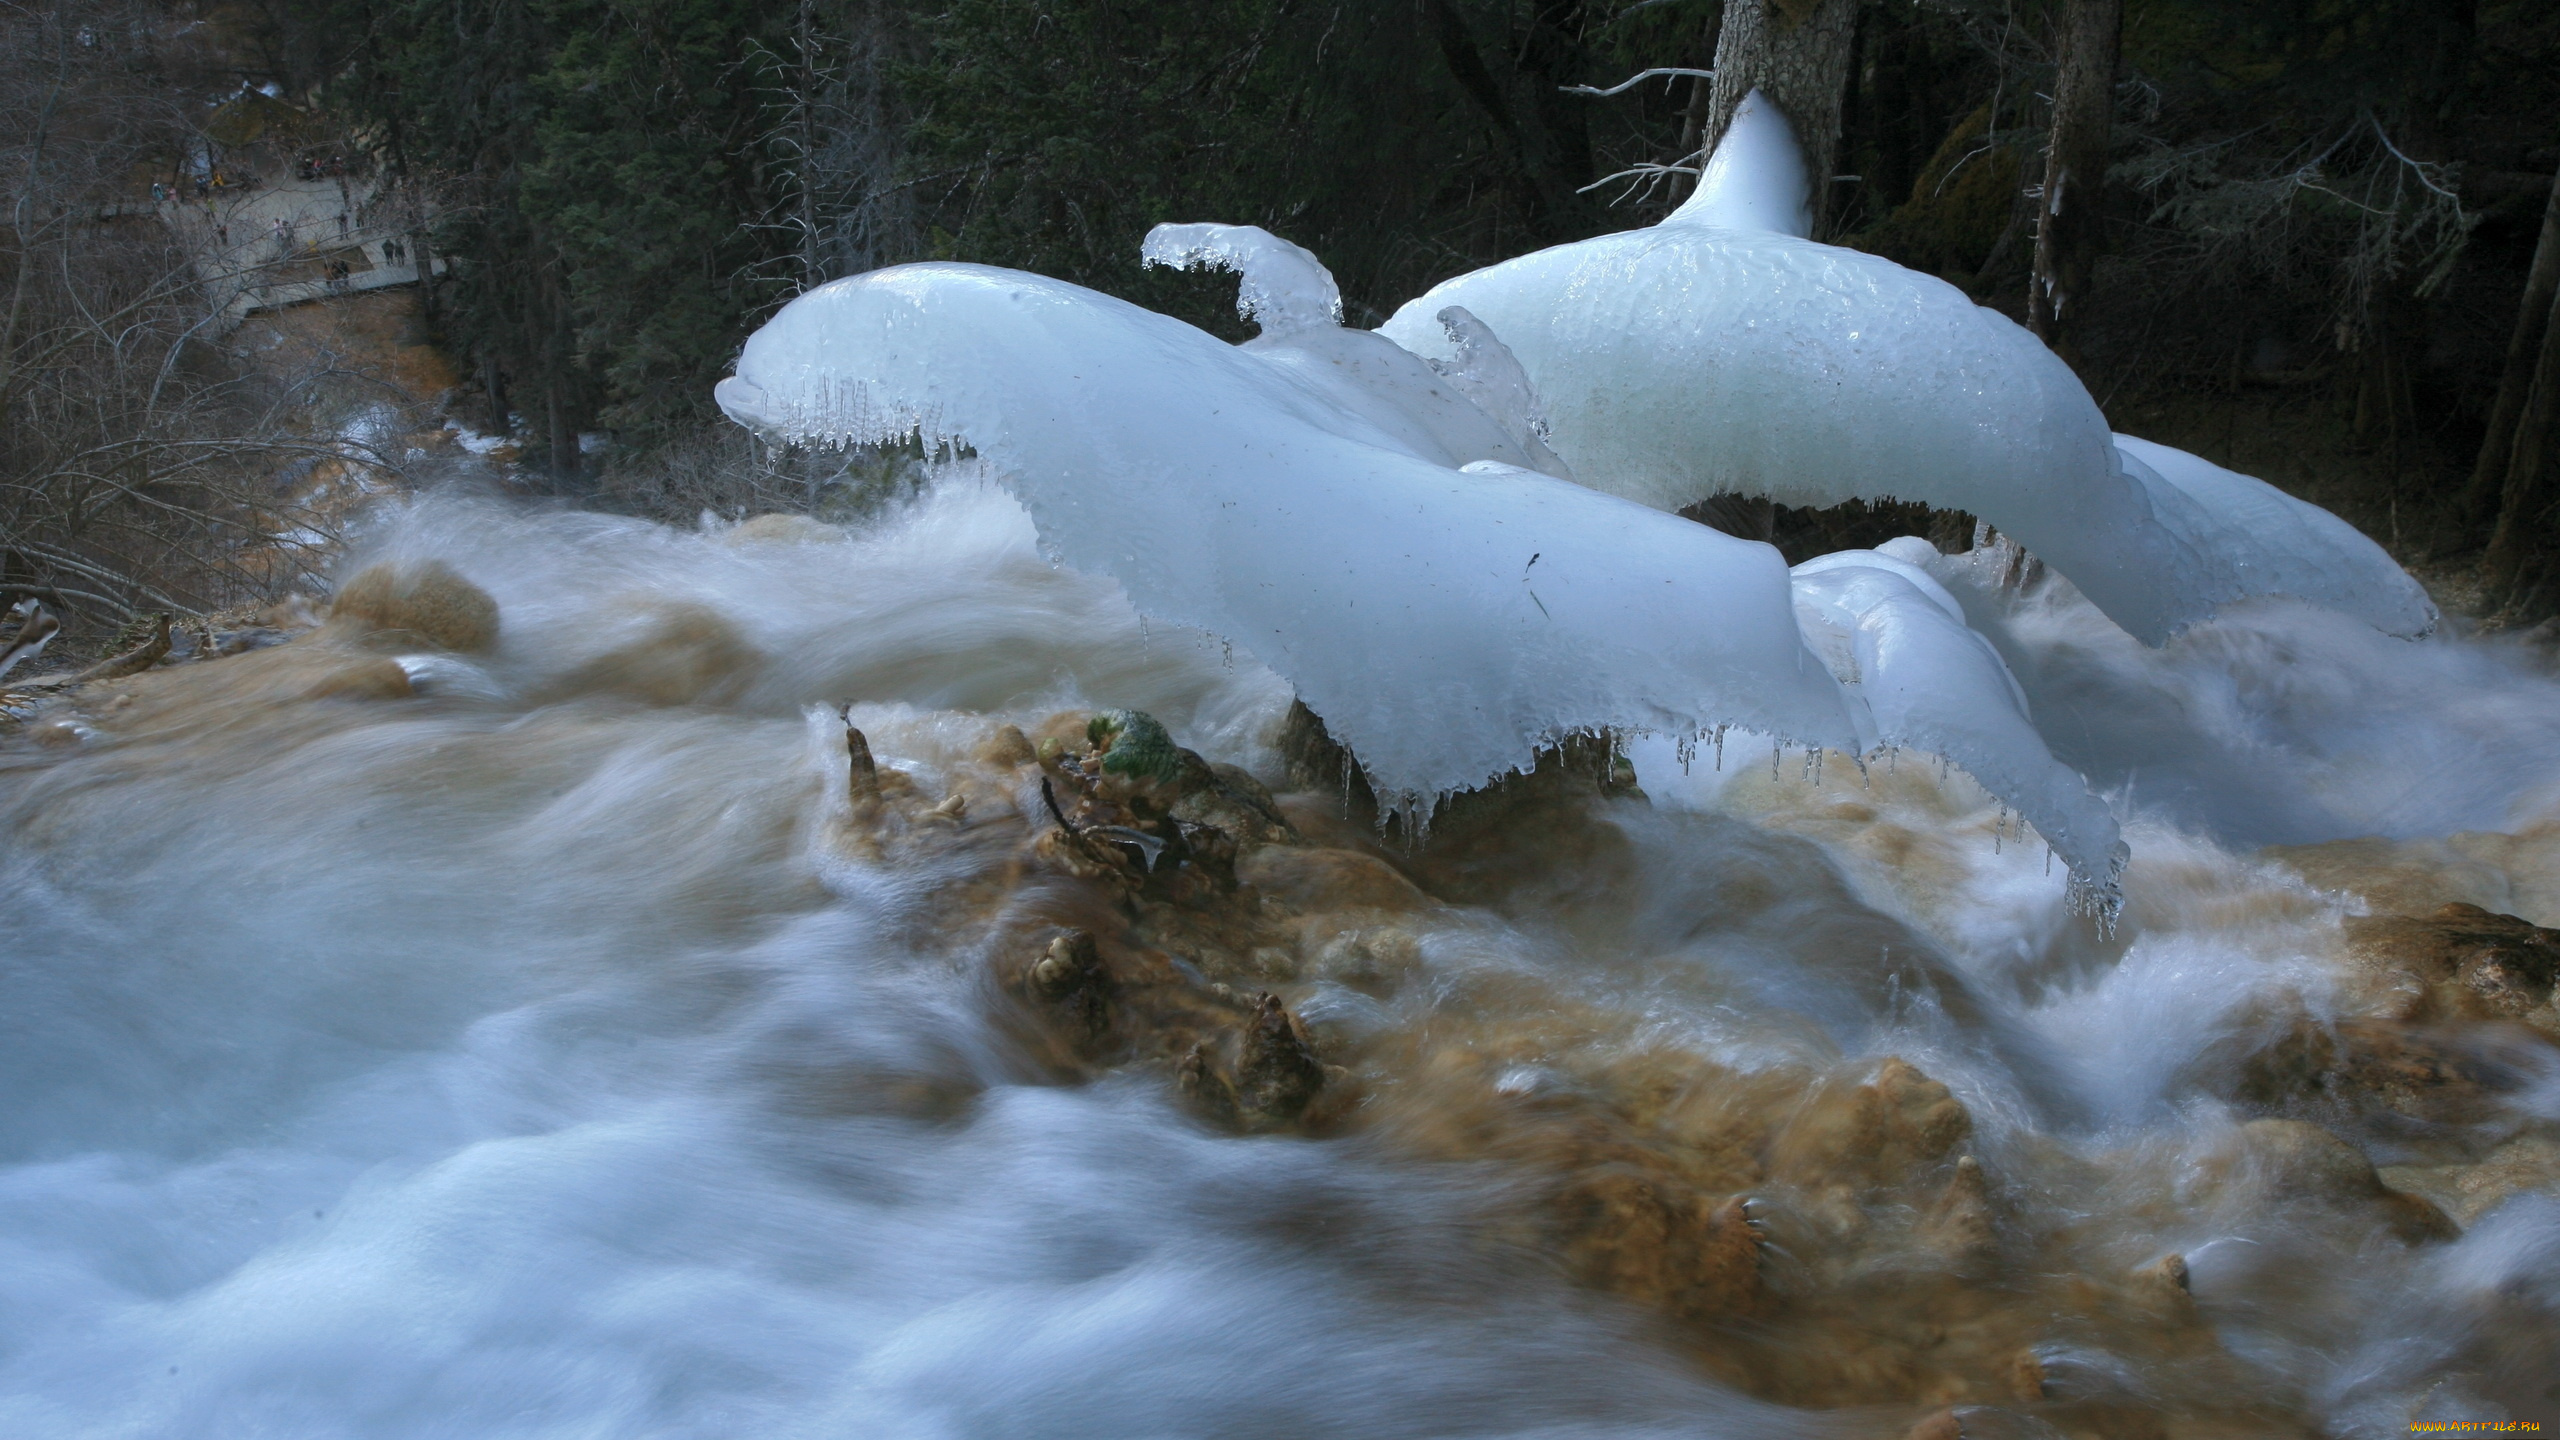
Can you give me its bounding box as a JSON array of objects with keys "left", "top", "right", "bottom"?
[{"left": 2, "top": 482, "right": 2555, "bottom": 1436}]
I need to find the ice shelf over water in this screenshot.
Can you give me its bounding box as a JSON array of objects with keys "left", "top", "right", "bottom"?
[
  {"left": 1377, "top": 94, "right": 2437, "bottom": 644},
  {"left": 718, "top": 213, "right": 2140, "bottom": 893},
  {"left": 718, "top": 261, "right": 1865, "bottom": 820},
  {"left": 719, "top": 167, "right": 2440, "bottom": 902}
]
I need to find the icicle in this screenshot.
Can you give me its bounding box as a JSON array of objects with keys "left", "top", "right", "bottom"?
[
  {"left": 2045, "top": 840, "right": 2053, "bottom": 876},
  {"left": 1714, "top": 726, "right": 1726, "bottom": 771},
  {"left": 1771, "top": 739, "right": 1782, "bottom": 781}
]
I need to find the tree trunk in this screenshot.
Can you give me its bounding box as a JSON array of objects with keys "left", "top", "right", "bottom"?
[
  {"left": 2484, "top": 278, "right": 2560, "bottom": 602},
  {"left": 547, "top": 384, "right": 582, "bottom": 483},
  {"left": 2464, "top": 165, "right": 2560, "bottom": 525},
  {"left": 2027, "top": 0, "right": 2121, "bottom": 363},
  {"left": 1703, "top": 0, "right": 1860, "bottom": 234},
  {"left": 410, "top": 228, "right": 437, "bottom": 320},
  {"left": 795, "top": 0, "right": 820, "bottom": 288}
]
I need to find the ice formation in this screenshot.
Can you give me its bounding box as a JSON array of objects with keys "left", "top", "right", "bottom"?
[
  {"left": 2112, "top": 435, "right": 2437, "bottom": 637},
  {"left": 1791, "top": 545, "right": 2124, "bottom": 889},
  {"left": 1142, "top": 223, "right": 1568, "bottom": 477},
  {"left": 1375, "top": 95, "right": 2437, "bottom": 644},
  {"left": 1667, "top": 89, "right": 1812, "bottom": 238},
  {"left": 720, "top": 215, "right": 2144, "bottom": 895},
  {"left": 717, "top": 260, "right": 1861, "bottom": 816},
  {"left": 1139, "top": 221, "right": 1342, "bottom": 337}
]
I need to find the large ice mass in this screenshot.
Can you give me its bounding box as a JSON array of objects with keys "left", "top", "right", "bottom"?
[
  {"left": 1378, "top": 95, "right": 2438, "bottom": 645},
  {"left": 717, "top": 221, "right": 2150, "bottom": 896},
  {"left": 709, "top": 90, "right": 2437, "bottom": 906},
  {"left": 717, "top": 258, "right": 1872, "bottom": 828}
]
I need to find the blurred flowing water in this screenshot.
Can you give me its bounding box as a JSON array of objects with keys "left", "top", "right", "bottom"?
[{"left": 2, "top": 483, "right": 2555, "bottom": 1437}]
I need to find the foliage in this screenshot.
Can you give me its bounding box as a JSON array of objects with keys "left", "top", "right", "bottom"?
[{"left": 2, "top": 0, "right": 358, "bottom": 638}]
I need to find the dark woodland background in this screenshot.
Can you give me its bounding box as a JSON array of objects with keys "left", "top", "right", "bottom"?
[{"left": 10, "top": 0, "right": 2560, "bottom": 636}]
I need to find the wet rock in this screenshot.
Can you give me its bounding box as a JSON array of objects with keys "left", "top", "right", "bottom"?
[
  {"left": 723, "top": 513, "right": 841, "bottom": 545},
  {"left": 1306, "top": 926, "right": 1424, "bottom": 998},
  {"left": 1242, "top": 846, "right": 1433, "bottom": 915},
  {"left": 2380, "top": 1133, "right": 2560, "bottom": 1227},
  {"left": 1918, "top": 1155, "right": 2001, "bottom": 1274},
  {"left": 305, "top": 656, "right": 417, "bottom": 701},
  {"left": 1176, "top": 1040, "right": 1237, "bottom": 1123},
  {"left": 972, "top": 724, "right": 1037, "bottom": 771},
  {"left": 2134, "top": 1251, "right": 2190, "bottom": 1296},
  {"left": 543, "top": 602, "right": 763, "bottom": 706},
  {"left": 1554, "top": 1170, "right": 1768, "bottom": 1323},
  {"left": 330, "top": 560, "right": 499, "bottom": 652},
  {"left": 844, "top": 721, "right": 882, "bottom": 810},
  {"left": 1769, "top": 1056, "right": 1974, "bottom": 1191},
  {"left": 2217, "top": 1118, "right": 2457, "bottom": 1244},
  {"left": 2006, "top": 1348, "right": 2048, "bottom": 1401},
  {"left": 2344, "top": 903, "right": 2560, "bottom": 1035},
  {"left": 2239, "top": 1012, "right": 2560, "bottom": 1133},
  {"left": 1025, "top": 930, "right": 1114, "bottom": 1047},
  {"left": 1233, "top": 991, "right": 1325, "bottom": 1126}
]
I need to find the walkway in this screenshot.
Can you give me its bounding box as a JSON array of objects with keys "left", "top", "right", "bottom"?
[{"left": 158, "top": 165, "right": 444, "bottom": 333}]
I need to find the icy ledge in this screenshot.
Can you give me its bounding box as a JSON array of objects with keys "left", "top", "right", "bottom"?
[
  {"left": 716, "top": 262, "right": 1859, "bottom": 807},
  {"left": 1377, "top": 93, "right": 2435, "bottom": 644},
  {"left": 717, "top": 256, "right": 2125, "bottom": 904}
]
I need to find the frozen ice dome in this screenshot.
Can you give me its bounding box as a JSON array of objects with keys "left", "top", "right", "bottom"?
[
  {"left": 1378, "top": 100, "right": 2429, "bottom": 648},
  {"left": 2112, "top": 435, "right": 2436, "bottom": 638},
  {"left": 719, "top": 262, "right": 1862, "bottom": 813}
]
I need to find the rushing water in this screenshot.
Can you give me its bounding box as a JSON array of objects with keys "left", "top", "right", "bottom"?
[{"left": 3, "top": 482, "right": 2556, "bottom": 1437}]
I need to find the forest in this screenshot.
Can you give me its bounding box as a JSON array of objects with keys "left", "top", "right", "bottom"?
[{"left": 7, "top": 0, "right": 2560, "bottom": 631}]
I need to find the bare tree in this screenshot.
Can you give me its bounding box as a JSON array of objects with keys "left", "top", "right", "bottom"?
[
  {"left": 760, "top": 0, "right": 916, "bottom": 294},
  {"left": 2, "top": 0, "right": 371, "bottom": 642},
  {"left": 1702, "top": 0, "right": 1859, "bottom": 234},
  {"left": 2464, "top": 165, "right": 2560, "bottom": 526},
  {"left": 2026, "top": 0, "right": 2121, "bottom": 361}
]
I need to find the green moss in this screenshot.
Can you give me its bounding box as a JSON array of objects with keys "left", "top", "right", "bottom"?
[{"left": 1087, "top": 710, "right": 1185, "bottom": 784}]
